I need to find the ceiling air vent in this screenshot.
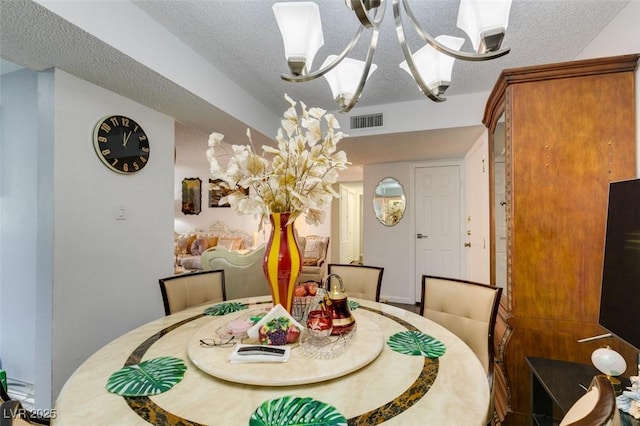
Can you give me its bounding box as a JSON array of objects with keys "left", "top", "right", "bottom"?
[{"left": 350, "top": 113, "right": 383, "bottom": 130}]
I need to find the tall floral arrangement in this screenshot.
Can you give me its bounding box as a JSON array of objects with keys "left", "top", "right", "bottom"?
[{"left": 207, "top": 94, "right": 349, "bottom": 226}]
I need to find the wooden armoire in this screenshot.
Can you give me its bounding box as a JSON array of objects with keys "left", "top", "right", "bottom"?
[{"left": 483, "top": 54, "right": 640, "bottom": 425}]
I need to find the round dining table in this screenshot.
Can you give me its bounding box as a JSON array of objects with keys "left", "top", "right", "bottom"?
[{"left": 52, "top": 296, "right": 489, "bottom": 425}]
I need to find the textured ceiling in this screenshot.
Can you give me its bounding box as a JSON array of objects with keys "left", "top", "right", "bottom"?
[
  {"left": 132, "top": 0, "right": 628, "bottom": 113},
  {"left": 0, "top": 0, "right": 630, "bottom": 167}
]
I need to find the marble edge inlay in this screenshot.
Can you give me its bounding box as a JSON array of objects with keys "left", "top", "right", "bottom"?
[
  {"left": 125, "top": 315, "right": 205, "bottom": 366},
  {"left": 121, "top": 302, "right": 438, "bottom": 425}
]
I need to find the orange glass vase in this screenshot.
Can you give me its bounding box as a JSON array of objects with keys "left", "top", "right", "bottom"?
[{"left": 263, "top": 213, "right": 302, "bottom": 313}]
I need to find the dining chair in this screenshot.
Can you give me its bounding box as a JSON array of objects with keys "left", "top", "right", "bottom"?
[
  {"left": 559, "top": 375, "right": 620, "bottom": 426},
  {"left": 419, "top": 275, "right": 502, "bottom": 425},
  {"left": 0, "top": 399, "right": 50, "bottom": 425},
  {"left": 326, "top": 264, "right": 384, "bottom": 302},
  {"left": 158, "top": 269, "right": 226, "bottom": 315}
]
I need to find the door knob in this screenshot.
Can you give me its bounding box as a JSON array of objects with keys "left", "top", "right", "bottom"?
[
  {"left": 464, "top": 242, "right": 471, "bottom": 247},
  {"left": 417, "top": 233, "right": 427, "bottom": 239}
]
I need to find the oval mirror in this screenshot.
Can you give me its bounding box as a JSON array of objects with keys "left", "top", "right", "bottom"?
[{"left": 373, "top": 177, "right": 406, "bottom": 226}]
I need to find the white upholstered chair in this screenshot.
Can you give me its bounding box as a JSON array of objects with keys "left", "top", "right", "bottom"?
[
  {"left": 326, "top": 264, "right": 384, "bottom": 302},
  {"left": 420, "top": 275, "right": 502, "bottom": 424},
  {"left": 559, "top": 375, "right": 621, "bottom": 426},
  {"left": 297, "top": 235, "right": 329, "bottom": 284},
  {"left": 158, "top": 269, "right": 225, "bottom": 315}
]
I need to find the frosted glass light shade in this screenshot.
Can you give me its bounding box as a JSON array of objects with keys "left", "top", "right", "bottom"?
[
  {"left": 592, "top": 346, "right": 627, "bottom": 377},
  {"left": 399, "top": 35, "right": 465, "bottom": 94},
  {"left": 273, "top": 2, "right": 324, "bottom": 71},
  {"left": 321, "top": 55, "right": 378, "bottom": 100},
  {"left": 457, "top": 0, "right": 512, "bottom": 53}
]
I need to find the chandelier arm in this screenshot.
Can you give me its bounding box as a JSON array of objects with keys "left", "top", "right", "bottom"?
[
  {"left": 280, "top": 24, "right": 366, "bottom": 83},
  {"left": 392, "top": 0, "right": 444, "bottom": 102},
  {"left": 349, "top": 0, "right": 386, "bottom": 29},
  {"left": 401, "top": 0, "right": 510, "bottom": 62},
  {"left": 340, "top": 25, "right": 381, "bottom": 112},
  {"left": 340, "top": 0, "right": 386, "bottom": 112}
]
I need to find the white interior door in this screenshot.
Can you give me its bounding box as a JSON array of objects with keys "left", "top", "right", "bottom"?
[
  {"left": 414, "top": 165, "right": 462, "bottom": 298},
  {"left": 465, "top": 140, "right": 489, "bottom": 283},
  {"left": 339, "top": 184, "right": 359, "bottom": 263}
]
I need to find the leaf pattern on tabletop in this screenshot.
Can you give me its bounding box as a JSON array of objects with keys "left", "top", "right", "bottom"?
[
  {"left": 203, "top": 302, "right": 247, "bottom": 316},
  {"left": 387, "top": 331, "right": 446, "bottom": 358},
  {"left": 106, "top": 356, "right": 187, "bottom": 396},
  {"left": 249, "top": 396, "right": 347, "bottom": 426},
  {"left": 348, "top": 300, "right": 360, "bottom": 311},
  {"left": 249, "top": 312, "right": 267, "bottom": 324}
]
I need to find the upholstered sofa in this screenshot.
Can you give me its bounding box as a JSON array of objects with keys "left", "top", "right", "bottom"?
[
  {"left": 198, "top": 234, "right": 329, "bottom": 299},
  {"left": 200, "top": 244, "right": 271, "bottom": 300},
  {"left": 174, "top": 221, "right": 253, "bottom": 271}
]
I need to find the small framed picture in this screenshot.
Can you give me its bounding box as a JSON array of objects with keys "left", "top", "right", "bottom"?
[
  {"left": 209, "top": 179, "right": 248, "bottom": 208},
  {"left": 181, "top": 177, "right": 202, "bottom": 215}
]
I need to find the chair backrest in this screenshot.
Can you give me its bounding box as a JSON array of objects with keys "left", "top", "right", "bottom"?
[
  {"left": 420, "top": 275, "right": 501, "bottom": 377},
  {"left": 326, "top": 264, "right": 384, "bottom": 302},
  {"left": 559, "top": 375, "right": 621, "bottom": 426},
  {"left": 158, "top": 270, "right": 225, "bottom": 315},
  {"left": 301, "top": 235, "right": 330, "bottom": 267}
]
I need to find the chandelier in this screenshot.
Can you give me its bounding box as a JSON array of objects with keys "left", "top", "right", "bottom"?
[{"left": 273, "top": 0, "right": 512, "bottom": 112}]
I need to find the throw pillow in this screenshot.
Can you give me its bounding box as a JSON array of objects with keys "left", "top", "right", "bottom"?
[
  {"left": 190, "top": 236, "right": 210, "bottom": 256},
  {"left": 217, "top": 236, "right": 243, "bottom": 251},
  {"left": 176, "top": 233, "right": 196, "bottom": 255},
  {"left": 205, "top": 235, "right": 219, "bottom": 248}
]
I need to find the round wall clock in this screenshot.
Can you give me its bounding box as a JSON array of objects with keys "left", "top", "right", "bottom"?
[{"left": 93, "top": 115, "right": 150, "bottom": 174}]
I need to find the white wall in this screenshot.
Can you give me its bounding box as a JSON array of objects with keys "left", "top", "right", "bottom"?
[
  {"left": 363, "top": 162, "right": 414, "bottom": 304},
  {"left": 50, "top": 70, "right": 175, "bottom": 403},
  {"left": 0, "top": 68, "right": 176, "bottom": 409},
  {"left": 334, "top": 92, "right": 491, "bottom": 137},
  {"left": 173, "top": 123, "right": 331, "bottom": 245},
  {"left": 0, "top": 68, "right": 43, "bottom": 398}
]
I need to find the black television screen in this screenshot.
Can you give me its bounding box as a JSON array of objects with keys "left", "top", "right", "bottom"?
[{"left": 599, "top": 178, "right": 640, "bottom": 351}]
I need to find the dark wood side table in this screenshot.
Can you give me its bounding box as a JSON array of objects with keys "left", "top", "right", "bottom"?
[{"left": 526, "top": 356, "right": 639, "bottom": 426}]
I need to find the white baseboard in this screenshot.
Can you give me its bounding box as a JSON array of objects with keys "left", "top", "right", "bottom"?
[{"left": 6, "top": 378, "right": 35, "bottom": 410}]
